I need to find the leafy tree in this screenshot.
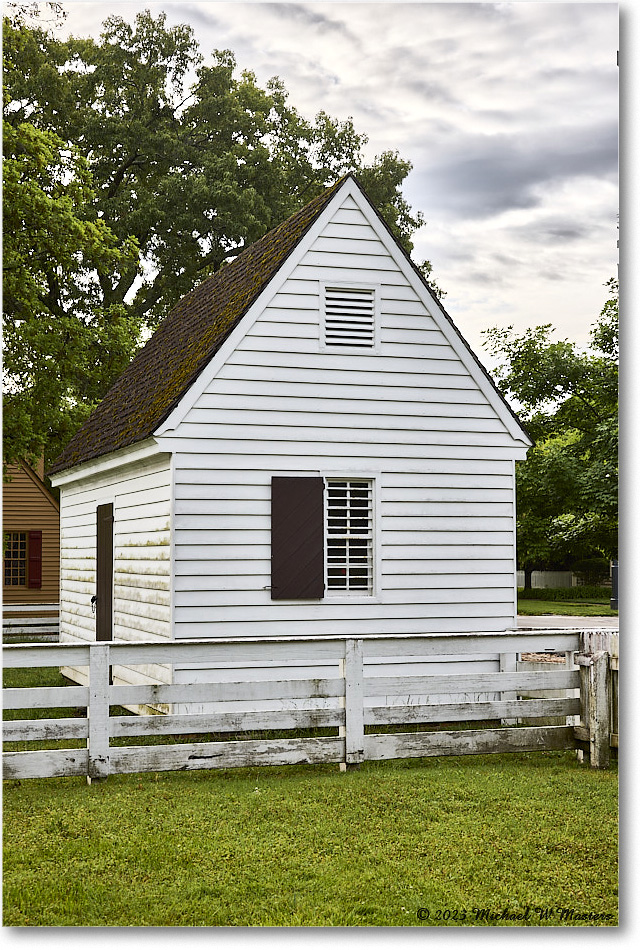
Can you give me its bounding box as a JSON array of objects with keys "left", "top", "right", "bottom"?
[
  {"left": 5, "top": 10, "right": 425, "bottom": 331},
  {"left": 2, "top": 21, "right": 139, "bottom": 471},
  {"left": 417, "top": 260, "right": 447, "bottom": 300},
  {"left": 3, "top": 10, "right": 432, "bottom": 471},
  {"left": 5, "top": 1, "right": 65, "bottom": 28},
  {"left": 482, "top": 280, "right": 618, "bottom": 585}
]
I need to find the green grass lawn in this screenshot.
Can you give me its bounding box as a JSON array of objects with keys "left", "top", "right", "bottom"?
[
  {"left": 518, "top": 601, "right": 616, "bottom": 617},
  {"left": 3, "top": 751, "right": 618, "bottom": 927}
]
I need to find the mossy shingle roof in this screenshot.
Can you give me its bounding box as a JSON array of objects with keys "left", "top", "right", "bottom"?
[
  {"left": 49, "top": 177, "right": 347, "bottom": 476},
  {"left": 50, "top": 174, "right": 531, "bottom": 477}
]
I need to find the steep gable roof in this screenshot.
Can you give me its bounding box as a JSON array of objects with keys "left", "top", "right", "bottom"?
[
  {"left": 4, "top": 460, "right": 60, "bottom": 512},
  {"left": 50, "top": 174, "right": 530, "bottom": 476},
  {"left": 48, "top": 178, "right": 347, "bottom": 476}
]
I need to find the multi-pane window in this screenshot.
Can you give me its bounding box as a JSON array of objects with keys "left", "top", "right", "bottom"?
[
  {"left": 326, "top": 479, "right": 374, "bottom": 593},
  {"left": 4, "top": 532, "right": 27, "bottom": 587}
]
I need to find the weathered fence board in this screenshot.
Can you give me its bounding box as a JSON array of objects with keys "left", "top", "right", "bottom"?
[
  {"left": 110, "top": 676, "right": 344, "bottom": 707},
  {"left": 343, "top": 637, "right": 365, "bottom": 766},
  {"left": 2, "top": 629, "right": 616, "bottom": 779},
  {"left": 3, "top": 644, "right": 89, "bottom": 668},
  {"left": 3, "top": 748, "right": 88, "bottom": 780},
  {"left": 365, "top": 726, "right": 577, "bottom": 760},
  {"left": 109, "top": 736, "right": 344, "bottom": 773},
  {"left": 366, "top": 697, "right": 580, "bottom": 725},
  {"left": 362, "top": 632, "right": 582, "bottom": 658},
  {"left": 575, "top": 651, "right": 611, "bottom": 768},
  {"left": 3, "top": 608, "right": 60, "bottom": 644},
  {"left": 111, "top": 708, "right": 342, "bottom": 737},
  {"left": 2, "top": 717, "right": 88, "bottom": 742},
  {"left": 365, "top": 669, "right": 578, "bottom": 696},
  {"left": 610, "top": 657, "right": 618, "bottom": 748},
  {"left": 88, "top": 644, "right": 110, "bottom": 780},
  {"left": 3, "top": 685, "right": 89, "bottom": 709}
]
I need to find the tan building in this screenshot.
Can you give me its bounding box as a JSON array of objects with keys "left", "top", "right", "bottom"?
[{"left": 3, "top": 460, "right": 60, "bottom": 628}]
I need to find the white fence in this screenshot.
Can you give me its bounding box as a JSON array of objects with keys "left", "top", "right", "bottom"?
[
  {"left": 3, "top": 605, "right": 60, "bottom": 643},
  {"left": 517, "top": 571, "right": 579, "bottom": 589},
  {"left": 2, "top": 631, "right": 616, "bottom": 781}
]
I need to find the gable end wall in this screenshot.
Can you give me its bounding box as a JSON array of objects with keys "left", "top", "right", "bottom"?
[
  {"left": 161, "top": 193, "right": 522, "bottom": 645},
  {"left": 2, "top": 463, "right": 60, "bottom": 608}
]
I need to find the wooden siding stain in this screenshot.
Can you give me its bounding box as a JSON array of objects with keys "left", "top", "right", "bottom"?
[
  {"left": 165, "top": 192, "right": 521, "bottom": 646},
  {"left": 2, "top": 462, "right": 60, "bottom": 609},
  {"left": 58, "top": 454, "right": 173, "bottom": 695}
]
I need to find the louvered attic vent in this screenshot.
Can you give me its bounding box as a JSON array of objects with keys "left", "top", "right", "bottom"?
[{"left": 324, "top": 287, "right": 375, "bottom": 348}]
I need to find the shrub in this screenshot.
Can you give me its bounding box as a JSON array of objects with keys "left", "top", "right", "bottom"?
[
  {"left": 517, "top": 585, "right": 610, "bottom": 602},
  {"left": 572, "top": 558, "right": 611, "bottom": 585}
]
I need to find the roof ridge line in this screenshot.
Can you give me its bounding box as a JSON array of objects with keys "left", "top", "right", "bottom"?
[{"left": 48, "top": 176, "right": 351, "bottom": 475}]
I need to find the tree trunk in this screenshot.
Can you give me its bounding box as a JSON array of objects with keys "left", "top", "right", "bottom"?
[{"left": 524, "top": 568, "right": 533, "bottom": 590}]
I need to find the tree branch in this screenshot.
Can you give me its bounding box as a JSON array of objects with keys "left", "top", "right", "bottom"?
[{"left": 105, "top": 152, "right": 144, "bottom": 200}]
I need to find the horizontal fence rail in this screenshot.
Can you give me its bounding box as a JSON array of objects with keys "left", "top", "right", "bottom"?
[
  {"left": 2, "top": 604, "right": 60, "bottom": 643},
  {"left": 2, "top": 630, "right": 617, "bottom": 780}
]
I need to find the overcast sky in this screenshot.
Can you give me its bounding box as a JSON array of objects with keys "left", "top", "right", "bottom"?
[{"left": 54, "top": 1, "right": 621, "bottom": 362}]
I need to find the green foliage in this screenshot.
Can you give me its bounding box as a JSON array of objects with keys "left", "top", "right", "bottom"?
[
  {"left": 2, "top": 15, "right": 140, "bottom": 470},
  {"left": 2, "top": 754, "right": 617, "bottom": 926},
  {"left": 517, "top": 586, "right": 610, "bottom": 602},
  {"left": 483, "top": 280, "right": 618, "bottom": 569},
  {"left": 417, "top": 259, "right": 447, "bottom": 300},
  {"left": 3, "top": 10, "right": 429, "bottom": 471},
  {"left": 572, "top": 558, "right": 612, "bottom": 585}
]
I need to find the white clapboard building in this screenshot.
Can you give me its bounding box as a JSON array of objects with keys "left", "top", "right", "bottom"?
[{"left": 49, "top": 175, "right": 532, "bottom": 704}]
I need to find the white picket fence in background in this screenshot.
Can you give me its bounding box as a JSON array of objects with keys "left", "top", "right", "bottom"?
[
  {"left": 517, "top": 571, "right": 580, "bottom": 589},
  {"left": 2, "top": 630, "right": 617, "bottom": 781}
]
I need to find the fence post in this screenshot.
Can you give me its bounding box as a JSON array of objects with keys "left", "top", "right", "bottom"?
[
  {"left": 565, "top": 649, "right": 580, "bottom": 728},
  {"left": 342, "top": 638, "right": 365, "bottom": 770},
  {"left": 499, "top": 652, "right": 518, "bottom": 724},
  {"left": 87, "top": 642, "right": 110, "bottom": 782},
  {"left": 578, "top": 650, "right": 610, "bottom": 769},
  {"left": 609, "top": 653, "right": 618, "bottom": 752}
]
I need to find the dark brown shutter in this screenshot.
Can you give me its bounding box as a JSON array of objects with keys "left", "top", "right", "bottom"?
[
  {"left": 271, "top": 476, "right": 325, "bottom": 600},
  {"left": 96, "top": 503, "right": 114, "bottom": 641},
  {"left": 27, "top": 531, "right": 42, "bottom": 589}
]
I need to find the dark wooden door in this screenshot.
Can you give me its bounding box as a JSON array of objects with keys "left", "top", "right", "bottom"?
[{"left": 96, "top": 503, "right": 114, "bottom": 641}]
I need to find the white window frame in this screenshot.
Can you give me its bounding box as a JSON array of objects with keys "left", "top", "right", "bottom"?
[
  {"left": 4, "top": 531, "right": 28, "bottom": 588},
  {"left": 320, "top": 281, "right": 381, "bottom": 354},
  {"left": 323, "top": 473, "right": 380, "bottom": 602}
]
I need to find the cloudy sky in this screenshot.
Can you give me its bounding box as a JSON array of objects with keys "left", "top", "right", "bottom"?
[{"left": 53, "top": 1, "right": 621, "bottom": 363}]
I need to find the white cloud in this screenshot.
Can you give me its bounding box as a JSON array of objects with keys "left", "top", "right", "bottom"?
[{"left": 54, "top": 0, "right": 620, "bottom": 359}]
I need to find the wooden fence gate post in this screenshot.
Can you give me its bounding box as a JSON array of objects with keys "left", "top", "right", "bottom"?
[
  {"left": 577, "top": 650, "right": 610, "bottom": 769},
  {"left": 499, "top": 652, "right": 518, "bottom": 725},
  {"left": 87, "top": 643, "right": 110, "bottom": 782},
  {"left": 342, "top": 638, "right": 365, "bottom": 770}
]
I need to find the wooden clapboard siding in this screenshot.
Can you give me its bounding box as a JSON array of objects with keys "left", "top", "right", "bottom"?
[
  {"left": 175, "top": 461, "right": 513, "bottom": 482},
  {"left": 198, "top": 377, "right": 490, "bottom": 405},
  {"left": 172, "top": 618, "right": 516, "bottom": 639},
  {"left": 2, "top": 462, "right": 60, "bottom": 608},
  {"left": 58, "top": 451, "right": 173, "bottom": 689},
  {"left": 173, "top": 422, "right": 514, "bottom": 447},
  {"left": 186, "top": 407, "right": 506, "bottom": 432},
  {"left": 161, "top": 189, "right": 521, "bottom": 648},
  {"left": 194, "top": 392, "right": 498, "bottom": 418}
]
